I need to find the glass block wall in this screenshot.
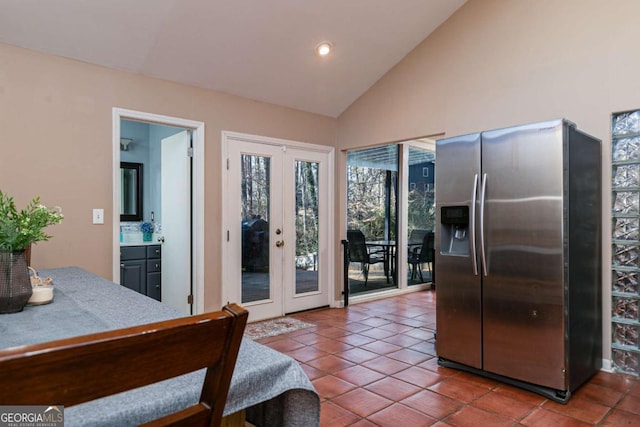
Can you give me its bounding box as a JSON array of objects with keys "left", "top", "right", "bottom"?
[{"left": 611, "top": 110, "right": 640, "bottom": 375}]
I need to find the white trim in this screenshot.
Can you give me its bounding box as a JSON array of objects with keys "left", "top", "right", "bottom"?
[
  {"left": 112, "top": 108, "right": 205, "bottom": 314},
  {"left": 601, "top": 359, "right": 614, "bottom": 373},
  {"left": 332, "top": 283, "right": 431, "bottom": 308}
]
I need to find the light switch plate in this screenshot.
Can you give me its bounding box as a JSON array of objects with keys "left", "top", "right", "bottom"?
[{"left": 92, "top": 208, "right": 104, "bottom": 224}]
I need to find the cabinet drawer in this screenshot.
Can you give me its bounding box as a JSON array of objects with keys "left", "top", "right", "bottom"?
[
  {"left": 147, "top": 272, "right": 161, "bottom": 301},
  {"left": 147, "top": 259, "right": 161, "bottom": 273},
  {"left": 147, "top": 245, "right": 161, "bottom": 259},
  {"left": 120, "top": 246, "right": 147, "bottom": 261}
]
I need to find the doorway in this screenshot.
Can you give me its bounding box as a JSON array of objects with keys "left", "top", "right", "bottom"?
[
  {"left": 112, "top": 108, "right": 205, "bottom": 314},
  {"left": 222, "top": 132, "right": 334, "bottom": 321}
]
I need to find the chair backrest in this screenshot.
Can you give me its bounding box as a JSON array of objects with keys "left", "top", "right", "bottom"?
[
  {"left": 0, "top": 303, "right": 248, "bottom": 427},
  {"left": 419, "top": 232, "right": 435, "bottom": 263},
  {"left": 408, "top": 229, "right": 428, "bottom": 246},
  {"left": 347, "top": 229, "right": 368, "bottom": 262}
]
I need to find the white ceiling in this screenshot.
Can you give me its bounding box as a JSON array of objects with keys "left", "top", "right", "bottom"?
[{"left": 0, "top": 0, "right": 466, "bottom": 117}]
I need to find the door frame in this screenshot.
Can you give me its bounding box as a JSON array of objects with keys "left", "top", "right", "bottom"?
[
  {"left": 112, "top": 108, "right": 205, "bottom": 314},
  {"left": 221, "top": 131, "right": 335, "bottom": 319}
]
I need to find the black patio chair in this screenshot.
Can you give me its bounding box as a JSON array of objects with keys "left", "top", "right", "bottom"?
[
  {"left": 347, "top": 229, "right": 386, "bottom": 286},
  {"left": 408, "top": 231, "right": 434, "bottom": 283}
]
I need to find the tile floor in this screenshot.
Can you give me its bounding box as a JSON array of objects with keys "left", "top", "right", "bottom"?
[{"left": 255, "top": 290, "right": 640, "bottom": 426}]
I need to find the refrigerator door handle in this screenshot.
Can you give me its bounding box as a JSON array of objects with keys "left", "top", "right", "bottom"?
[
  {"left": 470, "top": 174, "right": 479, "bottom": 276},
  {"left": 480, "top": 173, "right": 488, "bottom": 276}
]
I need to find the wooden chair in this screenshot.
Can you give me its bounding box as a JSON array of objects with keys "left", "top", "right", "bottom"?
[{"left": 0, "top": 303, "right": 248, "bottom": 427}]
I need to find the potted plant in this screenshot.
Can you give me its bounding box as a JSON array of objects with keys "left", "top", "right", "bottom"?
[
  {"left": 0, "top": 191, "right": 63, "bottom": 313},
  {"left": 140, "top": 222, "right": 154, "bottom": 242}
]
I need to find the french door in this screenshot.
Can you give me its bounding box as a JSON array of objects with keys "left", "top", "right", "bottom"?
[{"left": 223, "top": 133, "right": 333, "bottom": 321}]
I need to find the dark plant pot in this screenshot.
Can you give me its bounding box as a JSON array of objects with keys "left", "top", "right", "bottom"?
[
  {"left": 143, "top": 232, "right": 153, "bottom": 242},
  {"left": 0, "top": 250, "right": 32, "bottom": 314}
]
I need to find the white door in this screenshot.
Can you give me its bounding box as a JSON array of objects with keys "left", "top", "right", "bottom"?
[
  {"left": 161, "top": 130, "right": 192, "bottom": 314},
  {"left": 224, "top": 134, "right": 333, "bottom": 321}
]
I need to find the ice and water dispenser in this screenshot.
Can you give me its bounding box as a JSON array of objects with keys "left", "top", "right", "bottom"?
[{"left": 440, "top": 206, "right": 470, "bottom": 256}]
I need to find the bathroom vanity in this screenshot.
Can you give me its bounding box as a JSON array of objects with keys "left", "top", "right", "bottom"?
[{"left": 120, "top": 243, "right": 161, "bottom": 301}]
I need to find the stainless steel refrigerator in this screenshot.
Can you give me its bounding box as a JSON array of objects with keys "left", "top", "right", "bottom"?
[{"left": 435, "top": 119, "right": 602, "bottom": 403}]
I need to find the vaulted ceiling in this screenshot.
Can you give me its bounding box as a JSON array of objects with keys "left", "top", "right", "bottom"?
[{"left": 0, "top": 0, "right": 466, "bottom": 117}]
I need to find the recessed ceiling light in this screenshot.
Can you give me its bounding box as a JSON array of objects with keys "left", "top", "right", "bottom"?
[{"left": 316, "top": 42, "right": 332, "bottom": 57}]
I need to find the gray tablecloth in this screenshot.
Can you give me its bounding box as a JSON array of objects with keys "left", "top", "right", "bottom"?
[{"left": 0, "top": 267, "right": 319, "bottom": 427}]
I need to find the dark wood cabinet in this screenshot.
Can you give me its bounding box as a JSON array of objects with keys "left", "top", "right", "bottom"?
[{"left": 120, "top": 245, "right": 161, "bottom": 300}]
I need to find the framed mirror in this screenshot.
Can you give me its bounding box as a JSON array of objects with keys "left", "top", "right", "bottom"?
[{"left": 120, "top": 162, "right": 143, "bottom": 221}]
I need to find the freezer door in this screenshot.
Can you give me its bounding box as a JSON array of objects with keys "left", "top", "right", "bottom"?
[
  {"left": 435, "top": 133, "right": 482, "bottom": 369},
  {"left": 481, "top": 120, "right": 566, "bottom": 390}
]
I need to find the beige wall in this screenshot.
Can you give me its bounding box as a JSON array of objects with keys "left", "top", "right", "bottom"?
[
  {"left": 337, "top": 0, "right": 636, "bottom": 363},
  {"left": 0, "top": 42, "right": 336, "bottom": 311}
]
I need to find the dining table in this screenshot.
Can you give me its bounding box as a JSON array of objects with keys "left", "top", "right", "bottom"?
[
  {"left": 0, "top": 267, "right": 319, "bottom": 427},
  {"left": 366, "top": 240, "right": 396, "bottom": 283}
]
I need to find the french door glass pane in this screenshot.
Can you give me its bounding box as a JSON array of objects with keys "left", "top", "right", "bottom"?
[
  {"left": 241, "top": 154, "right": 270, "bottom": 303},
  {"left": 295, "top": 161, "right": 319, "bottom": 294}
]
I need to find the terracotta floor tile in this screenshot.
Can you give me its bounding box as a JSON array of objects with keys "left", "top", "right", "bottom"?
[
  {"left": 455, "top": 371, "right": 499, "bottom": 389},
  {"left": 359, "top": 317, "right": 392, "bottom": 327},
  {"left": 428, "top": 377, "right": 491, "bottom": 403},
  {"left": 572, "top": 382, "right": 623, "bottom": 407},
  {"left": 267, "top": 290, "right": 639, "bottom": 427},
  {"left": 418, "top": 358, "right": 460, "bottom": 377},
  {"left": 334, "top": 347, "right": 379, "bottom": 364},
  {"left": 409, "top": 340, "right": 437, "bottom": 356},
  {"left": 299, "top": 363, "right": 326, "bottom": 381},
  {"left": 616, "top": 393, "right": 640, "bottom": 416},
  {"left": 445, "top": 405, "right": 514, "bottom": 427},
  {"left": 393, "top": 365, "right": 446, "bottom": 388},
  {"left": 403, "top": 327, "right": 436, "bottom": 340},
  {"left": 401, "top": 389, "right": 463, "bottom": 419},
  {"left": 600, "top": 408, "right": 640, "bottom": 427},
  {"left": 286, "top": 345, "right": 329, "bottom": 363},
  {"left": 398, "top": 317, "right": 432, "bottom": 328},
  {"left": 543, "top": 396, "right": 610, "bottom": 424},
  {"left": 520, "top": 407, "right": 593, "bottom": 427},
  {"left": 362, "top": 355, "right": 411, "bottom": 375},
  {"left": 263, "top": 337, "right": 306, "bottom": 352},
  {"left": 364, "top": 376, "right": 422, "bottom": 401},
  {"left": 348, "top": 419, "right": 379, "bottom": 427},
  {"left": 378, "top": 322, "right": 415, "bottom": 334},
  {"left": 305, "top": 354, "right": 355, "bottom": 374},
  {"left": 319, "top": 401, "right": 360, "bottom": 427},
  {"left": 332, "top": 388, "right": 393, "bottom": 418},
  {"left": 589, "top": 370, "right": 637, "bottom": 393},
  {"left": 339, "top": 322, "right": 374, "bottom": 334},
  {"left": 382, "top": 333, "right": 423, "bottom": 347},
  {"left": 367, "top": 402, "right": 437, "bottom": 426},
  {"left": 360, "top": 340, "right": 403, "bottom": 355},
  {"left": 335, "top": 333, "right": 376, "bottom": 347},
  {"left": 290, "top": 332, "right": 331, "bottom": 345},
  {"left": 333, "top": 364, "right": 386, "bottom": 386},
  {"left": 312, "top": 375, "right": 357, "bottom": 399},
  {"left": 312, "top": 338, "right": 354, "bottom": 354},
  {"left": 359, "top": 327, "right": 399, "bottom": 340},
  {"left": 315, "top": 326, "right": 351, "bottom": 339},
  {"left": 386, "top": 347, "right": 432, "bottom": 365},
  {"left": 471, "top": 390, "right": 537, "bottom": 421},
  {"left": 491, "top": 383, "right": 546, "bottom": 406}
]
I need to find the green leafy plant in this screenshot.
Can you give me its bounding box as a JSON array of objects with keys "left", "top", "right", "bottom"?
[{"left": 0, "top": 191, "right": 64, "bottom": 251}]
